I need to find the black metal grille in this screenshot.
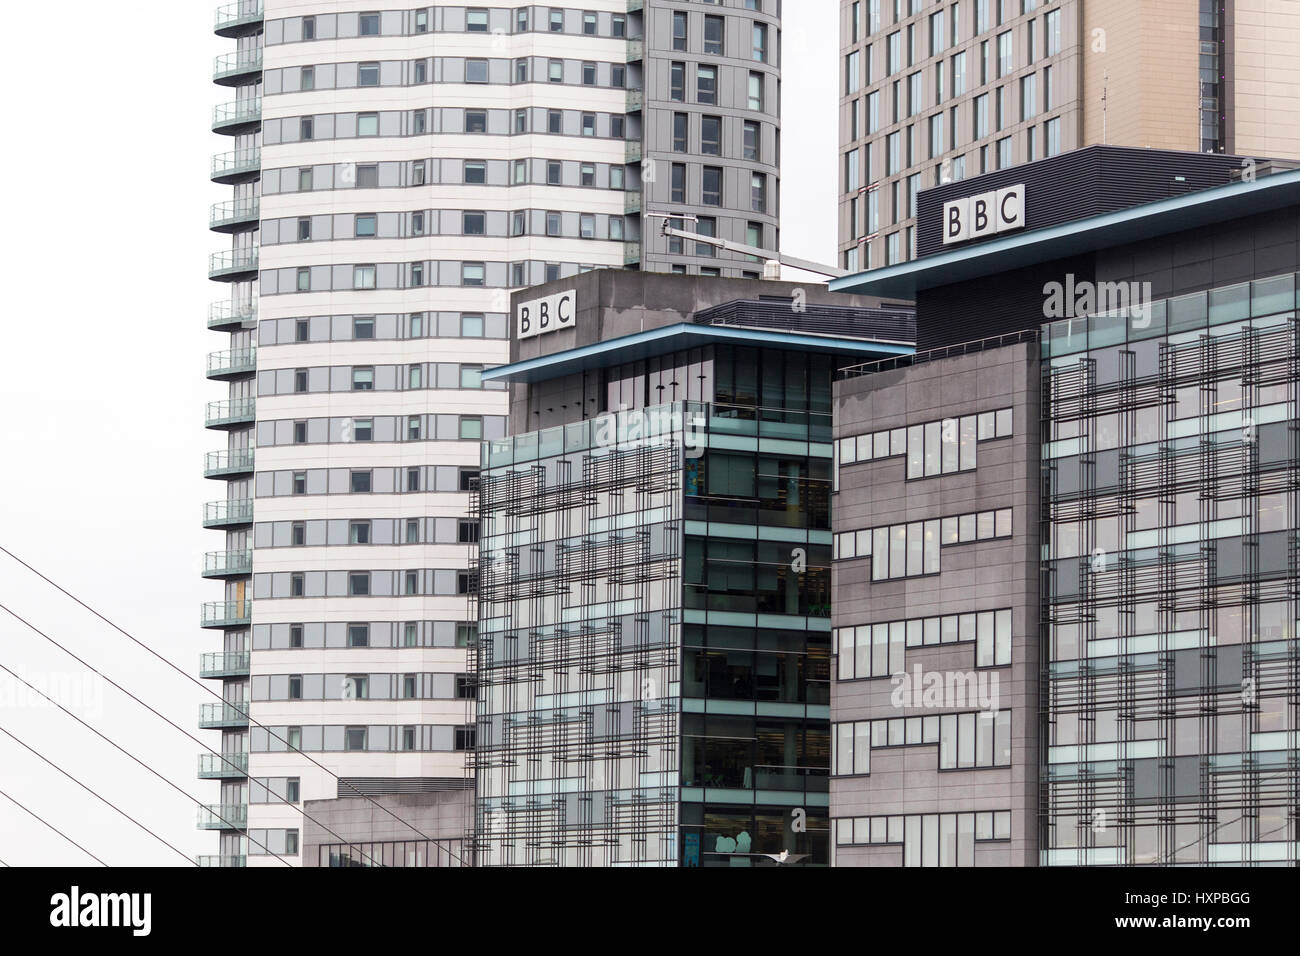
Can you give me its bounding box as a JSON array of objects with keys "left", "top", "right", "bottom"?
[{"left": 694, "top": 298, "right": 916, "bottom": 343}]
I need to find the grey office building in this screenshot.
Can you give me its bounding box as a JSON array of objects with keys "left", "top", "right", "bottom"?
[
  {"left": 470, "top": 270, "right": 913, "bottom": 866},
  {"left": 829, "top": 146, "right": 1300, "bottom": 866}
]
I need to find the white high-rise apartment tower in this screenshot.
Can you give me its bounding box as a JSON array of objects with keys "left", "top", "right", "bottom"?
[{"left": 203, "top": 0, "right": 782, "bottom": 866}]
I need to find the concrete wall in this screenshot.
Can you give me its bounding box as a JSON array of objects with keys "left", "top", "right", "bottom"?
[
  {"left": 830, "top": 341, "right": 1040, "bottom": 866},
  {"left": 300, "top": 789, "right": 472, "bottom": 866}
]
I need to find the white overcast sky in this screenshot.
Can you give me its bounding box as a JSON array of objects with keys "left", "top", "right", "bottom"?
[{"left": 0, "top": 0, "right": 839, "bottom": 865}]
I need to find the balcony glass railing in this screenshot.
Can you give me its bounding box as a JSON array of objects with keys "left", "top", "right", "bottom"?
[
  {"left": 205, "top": 397, "right": 256, "bottom": 426},
  {"left": 204, "top": 498, "right": 254, "bottom": 527},
  {"left": 203, "top": 549, "right": 253, "bottom": 577},
  {"left": 208, "top": 248, "right": 259, "bottom": 278},
  {"left": 207, "top": 347, "right": 256, "bottom": 377},
  {"left": 200, "top": 599, "right": 252, "bottom": 628},
  {"left": 196, "top": 854, "right": 247, "bottom": 867},
  {"left": 210, "top": 198, "right": 260, "bottom": 229},
  {"left": 625, "top": 141, "right": 643, "bottom": 163},
  {"left": 211, "top": 148, "right": 260, "bottom": 181},
  {"left": 626, "top": 88, "right": 643, "bottom": 110},
  {"left": 197, "top": 751, "right": 249, "bottom": 777},
  {"left": 624, "top": 191, "right": 642, "bottom": 214},
  {"left": 213, "top": 48, "right": 263, "bottom": 81},
  {"left": 212, "top": 98, "right": 262, "bottom": 130},
  {"left": 623, "top": 242, "right": 642, "bottom": 264},
  {"left": 214, "top": 0, "right": 263, "bottom": 32},
  {"left": 199, "top": 650, "right": 251, "bottom": 678},
  {"left": 199, "top": 701, "right": 250, "bottom": 727},
  {"left": 208, "top": 300, "right": 257, "bottom": 329},
  {"left": 204, "top": 448, "right": 255, "bottom": 477},
  {"left": 196, "top": 803, "right": 248, "bottom": 829}
]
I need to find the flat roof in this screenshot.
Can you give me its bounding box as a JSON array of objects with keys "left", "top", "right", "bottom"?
[
  {"left": 830, "top": 168, "right": 1300, "bottom": 299},
  {"left": 483, "top": 323, "right": 915, "bottom": 384}
]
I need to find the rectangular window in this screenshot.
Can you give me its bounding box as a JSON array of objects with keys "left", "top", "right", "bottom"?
[
  {"left": 697, "top": 65, "right": 717, "bottom": 104},
  {"left": 748, "top": 72, "right": 763, "bottom": 110},
  {"left": 701, "top": 115, "right": 721, "bottom": 155},
  {"left": 704, "top": 15, "right": 724, "bottom": 55},
  {"left": 744, "top": 120, "right": 760, "bottom": 161},
  {"left": 353, "top": 265, "right": 376, "bottom": 290},
  {"left": 357, "top": 113, "right": 379, "bottom": 137}
]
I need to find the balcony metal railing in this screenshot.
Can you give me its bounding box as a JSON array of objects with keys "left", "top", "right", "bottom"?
[
  {"left": 199, "top": 701, "right": 250, "bottom": 728},
  {"left": 213, "top": 48, "right": 263, "bottom": 82},
  {"left": 202, "top": 549, "right": 253, "bottom": 578},
  {"left": 210, "top": 197, "right": 260, "bottom": 230},
  {"left": 211, "top": 148, "right": 260, "bottom": 182},
  {"left": 208, "top": 300, "right": 257, "bottom": 329},
  {"left": 196, "top": 854, "right": 247, "bottom": 867},
  {"left": 200, "top": 599, "right": 252, "bottom": 629},
  {"left": 199, "top": 651, "right": 251, "bottom": 679},
  {"left": 214, "top": 0, "right": 263, "bottom": 33},
  {"left": 212, "top": 98, "right": 262, "bottom": 131},
  {"left": 197, "top": 751, "right": 249, "bottom": 777},
  {"left": 204, "top": 448, "right": 255, "bottom": 478},
  {"left": 197, "top": 803, "right": 248, "bottom": 829},
  {"left": 204, "top": 498, "right": 254, "bottom": 527},
  {"left": 208, "top": 248, "right": 259, "bottom": 279},
  {"left": 206, "top": 397, "right": 256, "bottom": 427},
  {"left": 207, "top": 347, "right": 256, "bottom": 378}
]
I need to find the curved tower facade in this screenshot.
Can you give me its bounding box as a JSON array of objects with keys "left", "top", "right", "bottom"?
[{"left": 203, "top": 0, "right": 782, "bottom": 866}]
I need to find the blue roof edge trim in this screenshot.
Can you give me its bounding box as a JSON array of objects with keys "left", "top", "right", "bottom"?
[
  {"left": 483, "top": 322, "right": 916, "bottom": 383},
  {"left": 830, "top": 167, "right": 1300, "bottom": 298}
]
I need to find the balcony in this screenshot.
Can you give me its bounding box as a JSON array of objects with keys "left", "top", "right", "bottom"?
[
  {"left": 204, "top": 498, "right": 254, "bottom": 528},
  {"left": 214, "top": 0, "right": 263, "bottom": 37},
  {"left": 200, "top": 651, "right": 251, "bottom": 680},
  {"left": 210, "top": 197, "right": 259, "bottom": 233},
  {"left": 200, "top": 600, "right": 252, "bottom": 628},
  {"left": 204, "top": 448, "right": 254, "bottom": 479},
  {"left": 196, "top": 854, "right": 247, "bottom": 867},
  {"left": 206, "top": 397, "right": 255, "bottom": 428},
  {"left": 208, "top": 247, "right": 258, "bottom": 280},
  {"left": 208, "top": 300, "right": 256, "bottom": 331},
  {"left": 212, "top": 98, "right": 261, "bottom": 134},
  {"left": 199, "top": 701, "right": 249, "bottom": 729},
  {"left": 211, "top": 148, "right": 260, "bottom": 184},
  {"left": 197, "top": 803, "right": 248, "bottom": 830},
  {"left": 197, "top": 751, "right": 249, "bottom": 778},
  {"left": 213, "top": 48, "right": 263, "bottom": 85},
  {"left": 625, "top": 141, "right": 643, "bottom": 163},
  {"left": 624, "top": 191, "right": 642, "bottom": 215},
  {"left": 624, "top": 242, "right": 642, "bottom": 266},
  {"left": 202, "top": 549, "right": 253, "bottom": 579},
  {"left": 207, "top": 348, "right": 256, "bottom": 380},
  {"left": 626, "top": 88, "right": 643, "bottom": 112},
  {"left": 626, "top": 40, "right": 644, "bottom": 62}
]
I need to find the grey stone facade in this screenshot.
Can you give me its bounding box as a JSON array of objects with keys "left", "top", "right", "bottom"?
[{"left": 830, "top": 341, "right": 1040, "bottom": 866}]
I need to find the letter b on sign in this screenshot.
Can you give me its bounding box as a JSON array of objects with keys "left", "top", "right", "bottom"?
[{"left": 942, "top": 184, "right": 1025, "bottom": 245}]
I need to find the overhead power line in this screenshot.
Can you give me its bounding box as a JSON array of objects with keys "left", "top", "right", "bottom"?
[
  {"left": 0, "top": 725, "right": 193, "bottom": 866},
  {"left": 0, "top": 544, "right": 469, "bottom": 866},
  {"left": 0, "top": 786, "right": 106, "bottom": 866}
]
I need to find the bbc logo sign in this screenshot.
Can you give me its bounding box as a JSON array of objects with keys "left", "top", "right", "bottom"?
[
  {"left": 942, "top": 185, "right": 1025, "bottom": 245},
  {"left": 517, "top": 289, "right": 577, "bottom": 340}
]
